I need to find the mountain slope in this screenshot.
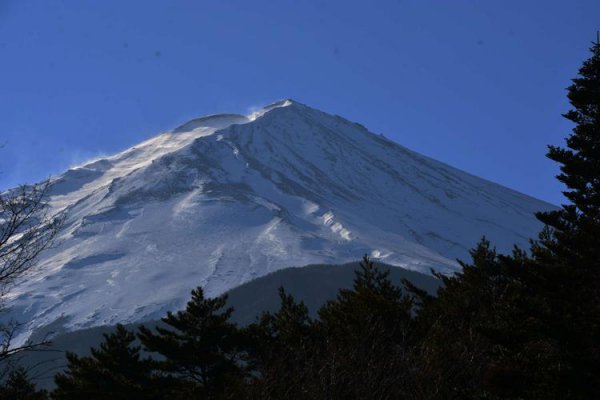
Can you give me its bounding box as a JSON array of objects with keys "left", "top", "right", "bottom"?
[{"left": 6, "top": 99, "right": 554, "bottom": 341}]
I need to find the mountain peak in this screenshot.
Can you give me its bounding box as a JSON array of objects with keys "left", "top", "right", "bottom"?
[
  {"left": 248, "top": 99, "right": 298, "bottom": 121},
  {"left": 172, "top": 114, "right": 250, "bottom": 133},
  {"left": 171, "top": 99, "right": 301, "bottom": 134}
]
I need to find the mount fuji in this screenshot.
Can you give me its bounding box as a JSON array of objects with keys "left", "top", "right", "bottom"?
[{"left": 7, "top": 99, "right": 554, "bottom": 341}]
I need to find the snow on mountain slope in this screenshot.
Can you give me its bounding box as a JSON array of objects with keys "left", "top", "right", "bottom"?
[{"left": 6, "top": 99, "right": 554, "bottom": 341}]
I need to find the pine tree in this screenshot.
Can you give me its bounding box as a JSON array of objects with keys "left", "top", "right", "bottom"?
[
  {"left": 531, "top": 34, "right": 600, "bottom": 397},
  {"left": 245, "top": 288, "right": 315, "bottom": 400},
  {"left": 536, "top": 35, "right": 600, "bottom": 265},
  {"left": 318, "top": 255, "right": 413, "bottom": 337},
  {"left": 315, "top": 255, "right": 415, "bottom": 399},
  {"left": 410, "top": 239, "right": 499, "bottom": 399},
  {"left": 411, "top": 239, "right": 560, "bottom": 399},
  {"left": 0, "top": 367, "right": 48, "bottom": 400},
  {"left": 52, "top": 324, "right": 156, "bottom": 400},
  {"left": 137, "top": 287, "right": 246, "bottom": 399}
]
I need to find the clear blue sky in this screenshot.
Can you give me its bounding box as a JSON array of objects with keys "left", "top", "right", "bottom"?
[{"left": 1, "top": 1, "right": 598, "bottom": 205}]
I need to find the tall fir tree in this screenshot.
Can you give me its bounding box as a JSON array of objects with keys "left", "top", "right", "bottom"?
[
  {"left": 536, "top": 34, "right": 600, "bottom": 265},
  {"left": 52, "top": 324, "right": 156, "bottom": 400},
  {"left": 532, "top": 34, "right": 600, "bottom": 397},
  {"left": 137, "top": 287, "right": 246, "bottom": 399}
]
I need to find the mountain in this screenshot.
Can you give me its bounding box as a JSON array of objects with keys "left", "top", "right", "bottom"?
[{"left": 6, "top": 99, "right": 554, "bottom": 343}]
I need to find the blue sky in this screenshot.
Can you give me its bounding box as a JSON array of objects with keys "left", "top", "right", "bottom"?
[{"left": 1, "top": 1, "right": 598, "bottom": 205}]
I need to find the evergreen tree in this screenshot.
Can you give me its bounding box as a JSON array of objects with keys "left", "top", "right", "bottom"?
[
  {"left": 409, "top": 240, "right": 499, "bottom": 400},
  {"left": 531, "top": 35, "right": 600, "bottom": 397},
  {"left": 245, "top": 288, "right": 316, "bottom": 400},
  {"left": 52, "top": 324, "right": 156, "bottom": 400},
  {"left": 536, "top": 35, "right": 600, "bottom": 265},
  {"left": 137, "top": 287, "right": 246, "bottom": 399},
  {"left": 0, "top": 367, "right": 48, "bottom": 400},
  {"left": 315, "top": 255, "right": 415, "bottom": 399},
  {"left": 411, "top": 239, "right": 560, "bottom": 399}
]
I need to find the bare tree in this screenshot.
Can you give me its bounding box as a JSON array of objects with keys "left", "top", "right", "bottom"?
[{"left": 0, "top": 180, "right": 63, "bottom": 361}]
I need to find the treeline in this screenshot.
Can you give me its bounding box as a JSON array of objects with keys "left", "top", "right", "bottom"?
[{"left": 3, "top": 36, "right": 600, "bottom": 400}]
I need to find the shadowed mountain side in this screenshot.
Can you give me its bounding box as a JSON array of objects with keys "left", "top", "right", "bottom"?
[
  {"left": 225, "top": 261, "right": 441, "bottom": 325},
  {"left": 18, "top": 262, "right": 440, "bottom": 390}
]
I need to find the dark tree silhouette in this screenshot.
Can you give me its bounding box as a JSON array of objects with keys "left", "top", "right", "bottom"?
[
  {"left": 531, "top": 34, "right": 600, "bottom": 397},
  {"left": 53, "top": 324, "right": 156, "bottom": 400},
  {"left": 314, "top": 255, "right": 415, "bottom": 399},
  {"left": 138, "top": 288, "right": 247, "bottom": 399},
  {"left": 245, "top": 288, "right": 315, "bottom": 399},
  {"left": 0, "top": 367, "right": 48, "bottom": 400}
]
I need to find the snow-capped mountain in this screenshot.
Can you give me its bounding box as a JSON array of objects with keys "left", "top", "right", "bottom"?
[{"left": 7, "top": 99, "right": 554, "bottom": 340}]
